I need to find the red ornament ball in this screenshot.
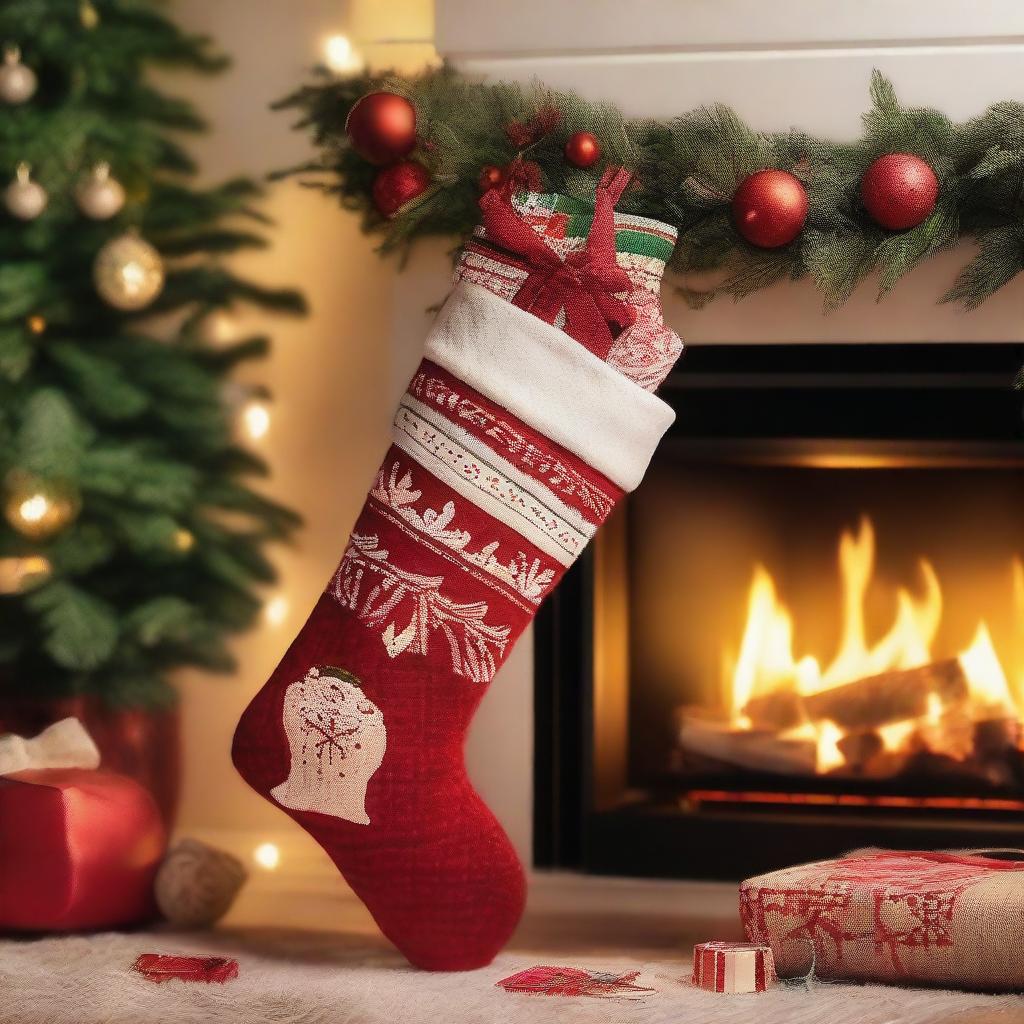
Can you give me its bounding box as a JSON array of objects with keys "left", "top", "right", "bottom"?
[
  {"left": 860, "top": 153, "right": 939, "bottom": 230},
  {"left": 478, "top": 164, "right": 506, "bottom": 193},
  {"left": 372, "top": 161, "right": 431, "bottom": 218},
  {"left": 732, "top": 169, "right": 809, "bottom": 248},
  {"left": 345, "top": 92, "right": 417, "bottom": 166},
  {"left": 564, "top": 131, "right": 602, "bottom": 169}
]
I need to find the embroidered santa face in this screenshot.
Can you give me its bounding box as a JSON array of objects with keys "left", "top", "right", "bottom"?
[{"left": 271, "top": 666, "right": 386, "bottom": 825}]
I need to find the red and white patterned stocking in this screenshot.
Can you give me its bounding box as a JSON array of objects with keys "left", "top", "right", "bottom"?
[{"left": 232, "top": 169, "right": 683, "bottom": 970}]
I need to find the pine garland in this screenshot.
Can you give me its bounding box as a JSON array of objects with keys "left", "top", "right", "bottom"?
[{"left": 278, "top": 64, "right": 1024, "bottom": 310}]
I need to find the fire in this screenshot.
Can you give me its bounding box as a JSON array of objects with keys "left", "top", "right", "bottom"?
[{"left": 723, "top": 516, "right": 1021, "bottom": 774}]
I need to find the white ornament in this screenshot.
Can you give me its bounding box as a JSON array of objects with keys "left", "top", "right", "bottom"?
[
  {"left": 93, "top": 231, "right": 165, "bottom": 310},
  {"left": 0, "top": 46, "right": 36, "bottom": 105},
  {"left": 154, "top": 838, "right": 247, "bottom": 928},
  {"left": 75, "top": 162, "right": 125, "bottom": 220},
  {"left": 4, "top": 163, "right": 47, "bottom": 221}
]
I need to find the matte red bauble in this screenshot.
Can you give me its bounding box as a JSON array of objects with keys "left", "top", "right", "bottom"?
[
  {"left": 372, "top": 161, "right": 431, "bottom": 218},
  {"left": 861, "top": 153, "right": 939, "bottom": 230},
  {"left": 478, "top": 164, "right": 505, "bottom": 192},
  {"left": 345, "top": 92, "right": 417, "bottom": 166},
  {"left": 732, "top": 169, "right": 808, "bottom": 248},
  {"left": 564, "top": 131, "right": 602, "bottom": 169}
]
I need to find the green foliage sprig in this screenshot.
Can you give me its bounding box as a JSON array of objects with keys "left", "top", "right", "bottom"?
[
  {"left": 0, "top": 0, "right": 305, "bottom": 707},
  {"left": 278, "top": 64, "right": 1024, "bottom": 310}
]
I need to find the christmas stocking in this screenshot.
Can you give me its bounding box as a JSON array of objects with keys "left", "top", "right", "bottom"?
[{"left": 232, "top": 168, "right": 682, "bottom": 970}]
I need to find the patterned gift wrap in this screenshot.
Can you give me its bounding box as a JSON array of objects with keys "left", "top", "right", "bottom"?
[
  {"left": 741, "top": 848, "right": 1024, "bottom": 991},
  {"left": 692, "top": 941, "right": 776, "bottom": 993},
  {"left": 455, "top": 189, "right": 682, "bottom": 393}
]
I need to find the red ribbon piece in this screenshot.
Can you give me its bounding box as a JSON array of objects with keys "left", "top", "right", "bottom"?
[
  {"left": 132, "top": 953, "right": 239, "bottom": 984},
  {"left": 480, "top": 167, "right": 637, "bottom": 359},
  {"left": 497, "top": 965, "right": 653, "bottom": 999}
]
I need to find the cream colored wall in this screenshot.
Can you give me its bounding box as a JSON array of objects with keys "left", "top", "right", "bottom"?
[{"left": 168, "top": 0, "right": 535, "bottom": 878}]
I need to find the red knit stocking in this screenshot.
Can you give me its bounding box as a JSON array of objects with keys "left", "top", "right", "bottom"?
[{"left": 232, "top": 171, "right": 682, "bottom": 970}]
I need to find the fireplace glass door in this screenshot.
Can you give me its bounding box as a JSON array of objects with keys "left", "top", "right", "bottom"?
[{"left": 534, "top": 344, "right": 1024, "bottom": 879}]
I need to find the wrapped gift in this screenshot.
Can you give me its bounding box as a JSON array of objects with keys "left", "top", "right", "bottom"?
[
  {"left": 692, "top": 941, "right": 775, "bottom": 993},
  {"left": 0, "top": 766, "right": 166, "bottom": 930},
  {"left": 741, "top": 848, "right": 1024, "bottom": 991}
]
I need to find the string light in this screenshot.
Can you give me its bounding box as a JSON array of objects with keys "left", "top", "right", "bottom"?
[
  {"left": 264, "top": 595, "right": 289, "bottom": 626},
  {"left": 242, "top": 399, "right": 271, "bottom": 441},
  {"left": 206, "top": 310, "right": 236, "bottom": 343},
  {"left": 253, "top": 842, "right": 280, "bottom": 870},
  {"left": 173, "top": 528, "right": 195, "bottom": 552},
  {"left": 19, "top": 493, "right": 50, "bottom": 524},
  {"left": 323, "top": 33, "right": 363, "bottom": 73},
  {"left": 3, "top": 472, "right": 81, "bottom": 540},
  {"left": 26, "top": 314, "right": 46, "bottom": 335}
]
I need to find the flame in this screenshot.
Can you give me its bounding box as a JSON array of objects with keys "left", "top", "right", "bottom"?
[
  {"left": 723, "top": 515, "right": 1020, "bottom": 772},
  {"left": 727, "top": 518, "right": 942, "bottom": 715},
  {"left": 959, "top": 622, "right": 1016, "bottom": 716}
]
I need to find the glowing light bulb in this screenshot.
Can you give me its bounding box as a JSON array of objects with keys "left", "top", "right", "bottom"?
[
  {"left": 173, "top": 528, "right": 195, "bottom": 552},
  {"left": 253, "top": 842, "right": 280, "bottom": 870},
  {"left": 19, "top": 493, "right": 50, "bottom": 524},
  {"left": 264, "top": 595, "right": 289, "bottom": 627},
  {"left": 323, "top": 33, "right": 361, "bottom": 72},
  {"left": 120, "top": 260, "right": 147, "bottom": 296},
  {"left": 242, "top": 400, "right": 270, "bottom": 441},
  {"left": 26, "top": 314, "right": 46, "bottom": 334}
]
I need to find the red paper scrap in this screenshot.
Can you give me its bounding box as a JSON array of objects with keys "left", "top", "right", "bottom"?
[
  {"left": 497, "top": 965, "right": 653, "bottom": 999},
  {"left": 132, "top": 953, "right": 239, "bottom": 984}
]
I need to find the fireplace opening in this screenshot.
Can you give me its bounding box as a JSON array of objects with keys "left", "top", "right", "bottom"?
[{"left": 534, "top": 343, "right": 1024, "bottom": 880}]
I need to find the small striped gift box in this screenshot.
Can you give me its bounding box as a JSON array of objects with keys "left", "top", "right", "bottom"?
[{"left": 692, "top": 941, "right": 776, "bottom": 994}]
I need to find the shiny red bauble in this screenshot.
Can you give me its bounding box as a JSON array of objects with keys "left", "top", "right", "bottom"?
[
  {"left": 478, "top": 164, "right": 506, "bottom": 192},
  {"left": 345, "top": 92, "right": 417, "bottom": 166},
  {"left": 732, "top": 169, "right": 809, "bottom": 248},
  {"left": 372, "top": 161, "right": 431, "bottom": 218},
  {"left": 564, "top": 131, "right": 602, "bottom": 169},
  {"left": 860, "top": 153, "right": 939, "bottom": 230}
]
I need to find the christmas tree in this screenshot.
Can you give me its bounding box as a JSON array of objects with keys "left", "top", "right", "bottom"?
[{"left": 0, "top": 0, "right": 303, "bottom": 709}]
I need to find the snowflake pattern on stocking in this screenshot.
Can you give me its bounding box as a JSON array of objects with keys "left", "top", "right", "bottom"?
[{"left": 271, "top": 665, "right": 386, "bottom": 825}]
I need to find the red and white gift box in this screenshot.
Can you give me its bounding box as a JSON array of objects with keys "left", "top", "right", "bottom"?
[{"left": 692, "top": 941, "right": 776, "bottom": 994}]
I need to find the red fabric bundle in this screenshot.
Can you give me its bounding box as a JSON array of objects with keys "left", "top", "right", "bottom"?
[{"left": 0, "top": 768, "right": 166, "bottom": 931}]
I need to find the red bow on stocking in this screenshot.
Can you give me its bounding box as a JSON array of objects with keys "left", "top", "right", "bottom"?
[{"left": 480, "top": 167, "right": 636, "bottom": 359}]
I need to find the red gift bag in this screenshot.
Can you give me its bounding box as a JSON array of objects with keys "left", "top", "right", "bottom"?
[{"left": 741, "top": 848, "right": 1024, "bottom": 991}]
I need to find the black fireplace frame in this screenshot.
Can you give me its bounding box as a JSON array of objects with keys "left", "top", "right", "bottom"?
[{"left": 533, "top": 343, "right": 1024, "bottom": 880}]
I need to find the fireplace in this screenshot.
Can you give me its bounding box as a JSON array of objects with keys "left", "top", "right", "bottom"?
[{"left": 533, "top": 343, "right": 1024, "bottom": 880}]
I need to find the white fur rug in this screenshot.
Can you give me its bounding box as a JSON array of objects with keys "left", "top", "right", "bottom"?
[{"left": 2, "top": 928, "right": 1022, "bottom": 1024}]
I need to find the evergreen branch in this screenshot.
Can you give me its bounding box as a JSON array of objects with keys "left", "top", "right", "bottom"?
[{"left": 274, "top": 63, "right": 1024, "bottom": 310}]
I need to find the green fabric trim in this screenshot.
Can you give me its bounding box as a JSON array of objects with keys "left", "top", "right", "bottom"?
[{"left": 522, "top": 193, "right": 675, "bottom": 261}]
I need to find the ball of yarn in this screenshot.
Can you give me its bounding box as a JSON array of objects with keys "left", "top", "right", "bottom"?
[{"left": 154, "top": 838, "right": 247, "bottom": 928}]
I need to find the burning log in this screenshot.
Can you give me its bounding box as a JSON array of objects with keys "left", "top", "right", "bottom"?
[
  {"left": 836, "top": 730, "right": 883, "bottom": 773},
  {"left": 802, "top": 658, "right": 968, "bottom": 730},
  {"left": 677, "top": 712, "right": 817, "bottom": 777},
  {"left": 743, "top": 658, "right": 969, "bottom": 733},
  {"left": 743, "top": 690, "right": 804, "bottom": 731}
]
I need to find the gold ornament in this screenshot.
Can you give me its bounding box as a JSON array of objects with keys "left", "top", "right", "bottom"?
[
  {"left": 93, "top": 232, "right": 165, "bottom": 310},
  {"left": 79, "top": 1, "right": 100, "bottom": 29},
  {"left": 5, "top": 163, "right": 47, "bottom": 221},
  {"left": 0, "top": 555, "right": 51, "bottom": 594},
  {"left": 3, "top": 472, "right": 81, "bottom": 541},
  {"left": 75, "top": 163, "right": 125, "bottom": 220},
  {"left": 0, "top": 46, "right": 37, "bottom": 105}
]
